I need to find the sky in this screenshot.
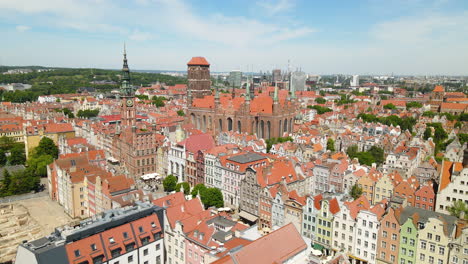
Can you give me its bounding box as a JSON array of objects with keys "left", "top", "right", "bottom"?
[{"left": 1, "top": 0, "right": 468, "bottom": 75}]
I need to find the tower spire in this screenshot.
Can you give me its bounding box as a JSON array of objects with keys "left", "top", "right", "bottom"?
[
  {"left": 274, "top": 82, "right": 278, "bottom": 102},
  {"left": 245, "top": 75, "right": 251, "bottom": 101}
]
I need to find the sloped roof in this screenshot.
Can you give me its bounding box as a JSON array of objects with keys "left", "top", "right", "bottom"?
[{"left": 187, "top": 57, "right": 210, "bottom": 66}]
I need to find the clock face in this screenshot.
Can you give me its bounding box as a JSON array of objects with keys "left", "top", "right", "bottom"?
[{"left": 126, "top": 99, "right": 134, "bottom": 107}]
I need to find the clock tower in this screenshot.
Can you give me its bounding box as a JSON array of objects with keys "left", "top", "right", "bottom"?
[{"left": 120, "top": 44, "right": 136, "bottom": 127}]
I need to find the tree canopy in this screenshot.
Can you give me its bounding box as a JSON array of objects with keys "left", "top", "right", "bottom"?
[
  {"left": 327, "top": 138, "right": 335, "bottom": 152},
  {"left": 346, "top": 145, "right": 385, "bottom": 166},
  {"left": 350, "top": 184, "right": 363, "bottom": 200},
  {"left": 315, "top": 97, "right": 326, "bottom": 104},
  {"left": 175, "top": 182, "right": 190, "bottom": 195},
  {"left": 163, "top": 175, "right": 177, "bottom": 192},
  {"left": 447, "top": 200, "right": 468, "bottom": 220}
]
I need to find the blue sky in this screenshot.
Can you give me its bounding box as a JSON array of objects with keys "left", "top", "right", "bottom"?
[{"left": 1, "top": 0, "right": 468, "bottom": 75}]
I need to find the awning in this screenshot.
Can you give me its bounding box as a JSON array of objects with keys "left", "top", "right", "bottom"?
[
  {"left": 239, "top": 211, "right": 258, "bottom": 222},
  {"left": 107, "top": 157, "right": 119, "bottom": 163},
  {"left": 311, "top": 249, "right": 322, "bottom": 256},
  {"left": 313, "top": 243, "right": 324, "bottom": 250},
  {"left": 141, "top": 173, "right": 160, "bottom": 180}
]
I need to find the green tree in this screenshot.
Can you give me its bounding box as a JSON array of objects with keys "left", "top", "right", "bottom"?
[
  {"left": 27, "top": 154, "right": 54, "bottom": 177},
  {"left": 0, "top": 149, "right": 7, "bottom": 166},
  {"left": 315, "top": 97, "right": 326, "bottom": 104},
  {"left": 447, "top": 200, "right": 468, "bottom": 220},
  {"left": 319, "top": 90, "right": 326, "bottom": 96},
  {"left": 346, "top": 145, "right": 359, "bottom": 159},
  {"left": 62, "top": 108, "right": 75, "bottom": 118},
  {"left": 454, "top": 121, "right": 462, "bottom": 129},
  {"left": 191, "top": 183, "right": 207, "bottom": 198},
  {"left": 459, "top": 113, "right": 468, "bottom": 121},
  {"left": 422, "top": 111, "right": 436, "bottom": 118},
  {"left": 175, "top": 182, "right": 190, "bottom": 195},
  {"left": 163, "top": 174, "right": 177, "bottom": 192},
  {"left": 459, "top": 133, "right": 468, "bottom": 145},
  {"left": 177, "top": 110, "right": 185, "bottom": 116},
  {"left": 423, "top": 128, "right": 432, "bottom": 140},
  {"left": 326, "top": 138, "right": 335, "bottom": 152},
  {"left": 8, "top": 144, "right": 26, "bottom": 165},
  {"left": 350, "top": 184, "right": 363, "bottom": 200},
  {"left": 366, "top": 107, "right": 372, "bottom": 112},
  {"left": 383, "top": 103, "right": 396, "bottom": 110},
  {"left": 406, "top": 101, "right": 422, "bottom": 109},
  {"left": 0, "top": 136, "right": 15, "bottom": 150},
  {"left": 0, "top": 169, "right": 11, "bottom": 196},
  {"left": 34, "top": 137, "right": 59, "bottom": 159},
  {"left": 201, "top": 187, "right": 224, "bottom": 209},
  {"left": 368, "top": 146, "right": 385, "bottom": 165}
]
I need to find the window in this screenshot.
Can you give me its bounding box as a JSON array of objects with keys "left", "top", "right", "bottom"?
[
  {"left": 143, "top": 249, "right": 148, "bottom": 256},
  {"left": 156, "top": 256, "right": 161, "bottom": 264},
  {"left": 123, "top": 232, "right": 129, "bottom": 239},
  {"left": 435, "top": 235, "right": 441, "bottom": 242},
  {"left": 74, "top": 250, "right": 81, "bottom": 257},
  {"left": 428, "top": 233, "right": 433, "bottom": 239},
  {"left": 409, "top": 250, "right": 414, "bottom": 257},
  {"left": 390, "top": 255, "right": 395, "bottom": 262},
  {"left": 420, "top": 254, "right": 426, "bottom": 261},
  {"left": 128, "top": 255, "right": 133, "bottom": 263},
  {"left": 401, "top": 259, "right": 406, "bottom": 264},
  {"left": 139, "top": 226, "right": 144, "bottom": 233},
  {"left": 409, "top": 239, "right": 415, "bottom": 246},
  {"left": 381, "top": 252, "right": 386, "bottom": 259},
  {"left": 439, "top": 246, "right": 445, "bottom": 255},
  {"left": 91, "top": 244, "right": 97, "bottom": 251},
  {"left": 392, "top": 234, "right": 397, "bottom": 240},
  {"left": 421, "top": 241, "right": 427, "bottom": 249},
  {"left": 430, "top": 244, "right": 436, "bottom": 253},
  {"left": 391, "top": 244, "right": 396, "bottom": 251},
  {"left": 383, "top": 231, "right": 387, "bottom": 238},
  {"left": 403, "top": 237, "right": 407, "bottom": 244},
  {"left": 156, "top": 243, "right": 160, "bottom": 251},
  {"left": 429, "top": 256, "right": 434, "bottom": 264},
  {"left": 407, "top": 227, "right": 412, "bottom": 233},
  {"left": 109, "top": 237, "right": 115, "bottom": 244},
  {"left": 402, "top": 248, "right": 407, "bottom": 255},
  {"left": 382, "top": 241, "right": 387, "bottom": 248}
]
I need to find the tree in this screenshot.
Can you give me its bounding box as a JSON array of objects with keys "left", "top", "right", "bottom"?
[
  {"left": 34, "top": 137, "right": 59, "bottom": 159},
  {"left": 8, "top": 144, "right": 26, "bottom": 165},
  {"left": 0, "top": 169, "right": 11, "bottom": 196},
  {"left": 177, "top": 110, "right": 185, "bottom": 116},
  {"left": 366, "top": 107, "right": 372, "bottom": 112},
  {"left": 163, "top": 174, "right": 177, "bottom": 192},
  {"left": 383, "top": 103, "right": 396, "bottom": 110},
  {"left": 62, "top": 108, "right": 75, "bottom": 118},
  {"left": 422, "top": 111, "right": 436, "bottom": 118},
  {"left": 447, "top": 200, "right": 468, "bottom": 220},
  {"left": 201, "top": 187, "right": 224, "bottom": 209},
  {"left": 0, "top": 149, "right": 6, "bottom": 166},
  {"left": 175, "top": 182, "right": 190, "bottom": 195},
  {"left": 459, "top": 113, "right": 468, "bottom": 122},
  {"left": 0, "top": 136, "right": 15, "bottom": 150},
  {"left": 346, "top": 145, "right": 358, "bottom": 159},
  {"left": 319, "top": 90, "right": 326, "bottom": 96},
  {"left": 27, "top": 154, "right": 53, "bottom": 177},
  {"left": 315, "top": 97, "right": 326, "bottom": 104},
  {"left": 368, "top": 146, "right": 385, "bottom": 165},
  {"left": 423, "top": 128, "right": 432, "bottom": 140},
  {"left": 350, "top": 184, "right": 363, "bottom": 200},
  {"left": 406, "top": 101, "right": 422, "bottom": 109},
  {"left": 326, "top": 138, "right": 335, "bottom": 152},
  {"left": 191, "top": 183, "right": 207, "bottom": 198}
]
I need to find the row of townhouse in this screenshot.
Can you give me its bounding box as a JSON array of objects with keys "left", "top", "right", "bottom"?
[
  {"left": 48, "top": 150, "right": 149, "bottom": 219},
  {"left": 299, "top": 191, "right": 467, "bottom": 264},
  {"left": 153, "top": 192, "right": 309, "bottom": 264}
]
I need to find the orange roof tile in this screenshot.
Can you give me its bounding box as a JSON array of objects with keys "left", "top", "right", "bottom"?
[{"left": 187, "top": 57, "right": 210, "bottom": 66}]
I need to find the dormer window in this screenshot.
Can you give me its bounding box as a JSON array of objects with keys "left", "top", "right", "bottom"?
[
  {"left": 151, "top": 222, "right": 156, "bottom": 228},
  {"left": 109, "top": 237, "right": 115, "bottom": 244},
  {"left": 123, "top": 232, "right": 129, "bottom": 239},
  {"left": 139, "top": 226, "right": 144, "bottom": 233},
  {"left": 74, "top": 249, "right": 81, "bottom": 257},
  {"left": 91, "top": 243, "right": 97, "bottom": 251}
]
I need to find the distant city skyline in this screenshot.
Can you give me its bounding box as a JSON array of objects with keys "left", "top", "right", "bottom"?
[{"left": 1, "top": 0, "right": 468, "bottom": 75}]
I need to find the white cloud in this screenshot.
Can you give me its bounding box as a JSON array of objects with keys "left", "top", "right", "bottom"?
[
  {"left": 129, "top": 30, "right": 153, "bottom": 41},
  {"left": 16, "top": 25, "right": 30, "bottom": 32},
  {"left": 256, "top": 0, "right": 295, "bottom": 16},
  {"left": 150, "top": 0, "right": 313, "bottom": 47}
]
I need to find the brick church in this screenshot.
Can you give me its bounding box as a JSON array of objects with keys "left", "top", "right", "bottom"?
[{"left": 186, "top": 57, "right": 297, "bottom": 139}]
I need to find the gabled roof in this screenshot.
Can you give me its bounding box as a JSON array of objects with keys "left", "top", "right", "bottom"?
[{"left": 212, "top": 223, "right": 306, "bottom": 264}]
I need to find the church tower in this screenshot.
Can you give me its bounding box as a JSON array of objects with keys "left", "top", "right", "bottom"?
[
  {"left": 120, "top": 44, "right": 136, "bottom": 127},
  {"left": 187, "top": 57, "right": 211, "bottom": 102}
]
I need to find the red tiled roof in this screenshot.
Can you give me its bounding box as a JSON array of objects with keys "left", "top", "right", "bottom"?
[
  {"left": 329, "top": 197, "right": 340, "bottom": 215},
  {"left": 212, "top": 223, "right": 306, "bottom": 264},
  {"left": 433, "top": 85, "right": 444, "bottom": 92},
  {"left": 441, "top": 102, "right": 467, "bottom": 110},
  {"left": 188, "top": 57, "right": 210, "bottom": 66}
]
